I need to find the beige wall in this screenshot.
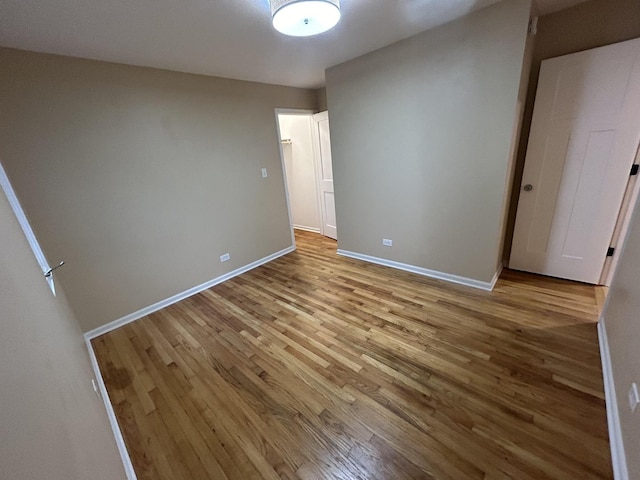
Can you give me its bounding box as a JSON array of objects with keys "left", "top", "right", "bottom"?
[
  {"left": 601, "top": 191, "right": 640, "bottom": 479},
  {"left": 0, "top": 186, "right": 125, "bottom": 478},
  {"left": 503, "top": 0, "right": 640, "bottom": 261},
  {"left": 316, "top": 88, "right": 328, "bottom": 112},
  {"left": 0, "top": 48, "right": 317, "bottom": 332},
  {"left": 325, "top": 0, "right": 530, "bottom": 283}
]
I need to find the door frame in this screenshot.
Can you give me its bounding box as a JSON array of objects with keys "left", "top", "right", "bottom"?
[
  {"left": 274, "top": 108, "right": 320, "bottom": 248},
  {"left": 0, "top": 159, "right": 58, "bottom": 294},
  {"left": 601, "top": 142, "right": 640, "bottom": 285}
]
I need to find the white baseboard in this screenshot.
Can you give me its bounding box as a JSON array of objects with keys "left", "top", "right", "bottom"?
[
  {"left": 82, "top": 244, "right": 296, "bottom": 479},
  {"left": 85, "top": 336, "right": 138, "bottom": 480},
  {"left": 293, "top": 225, "right": 321, "bottom": 233},
  {"left": 336, "top": 249, "right": 500, "bottom": 291},
  {"left": 598, "top": 318, "right": 629, "bottom": 480},
  {"left": 84, "top": 245, "right": 295, "bottom": 340},
  {"left": 490, "top": 263, "right": 504, "bottom": 290}
]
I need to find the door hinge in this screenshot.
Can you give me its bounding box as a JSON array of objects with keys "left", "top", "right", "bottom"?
[
  {"left": 631, "top": 164, "right": 639, "bottom": 176},
  {"left": 607, "top": 247, "right": 615, "bottom": 257}
]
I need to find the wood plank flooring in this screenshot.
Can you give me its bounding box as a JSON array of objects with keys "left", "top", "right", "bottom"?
[{"left": 93, "top": 230, "right": 612, "bottom": 480}]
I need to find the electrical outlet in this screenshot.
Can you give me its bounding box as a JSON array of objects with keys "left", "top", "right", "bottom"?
[
  {"left": 220, "top": 253, "right": 231, "bottom": 263},
  {"left": 383, "top": 238, "right": 393, "bottom": 247},
  {"left": 629, "top": 383, "right": 639, "bottom": 413},
  {"left": 261, "top": 168, "right": 268, "bottom": 178}
]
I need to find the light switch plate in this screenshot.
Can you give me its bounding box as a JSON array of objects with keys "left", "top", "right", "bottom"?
[{"left": 261, "top": 168, "right": 268, "bottom": 178}]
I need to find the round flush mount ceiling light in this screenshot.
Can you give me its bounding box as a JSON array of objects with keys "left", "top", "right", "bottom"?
[{"left": 271, "top": 0, "right": 341, "bottom": 37}]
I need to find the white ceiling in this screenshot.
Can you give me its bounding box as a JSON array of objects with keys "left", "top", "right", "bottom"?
[{"left": 0, "top": 0, "right": 591, "bottom": 89}]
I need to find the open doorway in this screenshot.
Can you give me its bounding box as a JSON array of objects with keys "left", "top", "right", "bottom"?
[{"left": 275, "top": 109, "right": 337, "bottom": 242}]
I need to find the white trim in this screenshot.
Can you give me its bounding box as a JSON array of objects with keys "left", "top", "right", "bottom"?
[
  {"left": 293, "top": 225, "right": 321, "bottom": 233},
  {"left": 274, "top": 108, "right": 317, "bottom": 116},
  {"left": 601, "top": 143, "right": 640, "bottom": 286},
  {"left": 0, "top": 161, "right": 48, "bottom": 270},
  {"left": 85, "top": 245, "right": 295, "bottom": 340},
  {"left": 598, "top": 318, "right": 629, "bottom": 480},
  {"left": 0, "top": 160, "right": 56, "bottom": 294},
  {"left": 84, "top": 336, "right": 138, "bottom": 480},
  {"left": 83, "top": 245, "right": 295, "bottom": 478},
  {"left": 336, "top": 249, "right": 500, "bottom": 291},
  {"left": 310, "top": 112, "right": 326, "bottom": 238},
  {"left": 490, "top": 263, "right": 504, "bottom": 290}
]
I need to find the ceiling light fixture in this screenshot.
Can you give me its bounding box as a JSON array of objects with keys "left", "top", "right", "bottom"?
[{"left": 271, "top": 0, "right": 341, "bottom": 37}]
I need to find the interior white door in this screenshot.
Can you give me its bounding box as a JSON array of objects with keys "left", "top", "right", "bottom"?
[
  {"left": 313, "top": 111, "right": 337, "bottom": 240},
  {"left": 510, "top": 38, "right": 640, "bottom": 284}
]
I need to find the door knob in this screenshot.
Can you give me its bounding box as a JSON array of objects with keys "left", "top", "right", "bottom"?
[{"left": 523, "top": 184, "right": 533, "bottom": 192}]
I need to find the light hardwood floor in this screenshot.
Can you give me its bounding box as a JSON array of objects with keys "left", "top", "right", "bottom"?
[{"left": 93, "top": 230, "right": 612, "bottom": 480}]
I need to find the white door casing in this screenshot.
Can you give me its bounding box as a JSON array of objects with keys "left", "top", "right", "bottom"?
[
  {"left": 0, "top": 159, "right": 58, "bottom": 294},
  {"left": 510, "top": 38, "right": 640, "bottom": 284},
  {"left": 312, "top": 111, "right": 337, "bottom": 240}
]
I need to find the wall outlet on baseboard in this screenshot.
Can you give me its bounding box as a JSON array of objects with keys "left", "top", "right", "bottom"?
[
  {"left": 629, "top": 383, "right": 639, "bottom": 413},
  {"left": 220, "top": 253, "right": 231, "bottom": 263},
  {"left": 382, "top": 238, "right": 393, "bottom": 247}
]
